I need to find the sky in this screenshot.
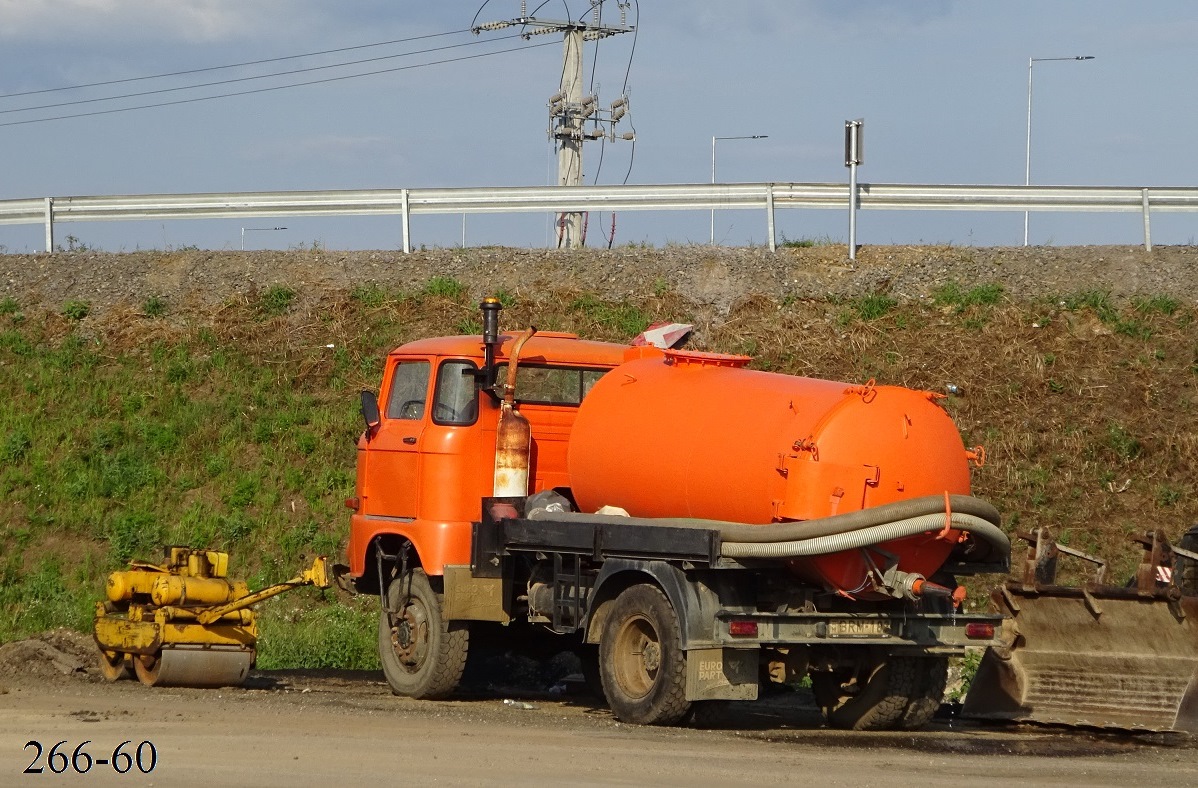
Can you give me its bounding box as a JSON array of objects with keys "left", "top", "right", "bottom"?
[{"left": 0, "top": 0, "right": 1195, "bottom": 252}]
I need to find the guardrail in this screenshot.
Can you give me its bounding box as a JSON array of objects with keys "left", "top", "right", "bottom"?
[{"left": 1, "top": 182, "right": 1192, "bottom": 253}]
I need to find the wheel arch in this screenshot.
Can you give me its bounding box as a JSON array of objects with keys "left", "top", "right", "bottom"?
[
  {"left": 356, "top": 530, "right": 426, "bottom": 596},
  {"left": 583, "top": 559, "right": 718, "bottom": 648}
]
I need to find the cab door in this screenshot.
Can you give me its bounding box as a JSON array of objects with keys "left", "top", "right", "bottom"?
[{"left": 363, "top": 358, "right": 431, "bottom": 519}]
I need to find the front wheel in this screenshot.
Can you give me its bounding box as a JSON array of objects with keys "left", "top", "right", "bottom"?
[
  {"left": 598, "top": 584, "right": 690, "bottom": 725},
  {"left": 379, "top": 569, "right": 469, "bottom": 699}
]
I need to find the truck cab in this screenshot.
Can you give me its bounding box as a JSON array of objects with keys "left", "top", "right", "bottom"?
[{"left": 346, "top": 330, "right": 627, "bottom": 587}]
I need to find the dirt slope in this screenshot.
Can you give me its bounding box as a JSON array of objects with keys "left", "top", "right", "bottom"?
[{"left": 2, "top": 244, "right": 1195, "bottom": 320}]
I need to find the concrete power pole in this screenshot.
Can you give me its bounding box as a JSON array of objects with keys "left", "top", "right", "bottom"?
[
  {"left": 556, "top": 29, "right": 585, "bottom": 247},
  {"left": 474, "top": 3, "right": 634, "bottom": 249}
]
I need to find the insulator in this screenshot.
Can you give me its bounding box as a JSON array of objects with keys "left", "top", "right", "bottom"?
[
  {"left": 621, "top": 132, "right": 635, "bottom": 141},
  {"left": 611, "top": 107, "right": 626, "bottom": 121},
  {"left": 611, "top": 97, "right": 627, "bottom": 110},
  {"left": 549, "top": 91, "right": 564, "bottom": 104}
]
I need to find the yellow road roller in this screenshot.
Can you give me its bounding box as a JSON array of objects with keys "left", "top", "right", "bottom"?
[{"left": 95, "top": 546, "right": 329, "bottom": 688}]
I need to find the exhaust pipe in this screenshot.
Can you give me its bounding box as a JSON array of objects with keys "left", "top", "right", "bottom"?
[
  {"left": 481, "top": 297, "right": 502, "bottom": 392},
  {"left": 494, "top": 325, "right": 536, "bottom": 497}
]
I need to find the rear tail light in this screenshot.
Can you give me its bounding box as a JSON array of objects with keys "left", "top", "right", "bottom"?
[
  {"left": 965, "top": 622, "right": 995, "bottom": 639},
  {"left": 344, "top": 497, "right": 360, "bottom": 511},
  {"left": 728, "top": 620, "right": 758, "bottom": 637}
]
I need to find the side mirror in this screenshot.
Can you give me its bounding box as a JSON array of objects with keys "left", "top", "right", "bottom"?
[{"left": 360, "top": 390, "right": 381, "bottom": 439}]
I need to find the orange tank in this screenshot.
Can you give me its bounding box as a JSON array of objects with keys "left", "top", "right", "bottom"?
[{"left": 567, "top": 348, "right": 975, "bottom": 593}]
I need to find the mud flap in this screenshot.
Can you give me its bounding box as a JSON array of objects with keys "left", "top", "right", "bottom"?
[{"left": 685, "top": 647, "right": 759, "bottom": 702}]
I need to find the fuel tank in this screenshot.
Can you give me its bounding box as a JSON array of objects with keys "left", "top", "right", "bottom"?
[{"left": 567, "top": 349, "right": 976, "bottom": 591}]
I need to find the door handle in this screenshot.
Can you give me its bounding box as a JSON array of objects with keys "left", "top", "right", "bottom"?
[{"left": 403, "top": 436, "right": 417, "bottom": 445}]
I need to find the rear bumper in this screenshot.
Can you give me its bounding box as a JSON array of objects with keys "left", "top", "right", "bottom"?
[{"left": 712, "top": 610, "right": 1004, "bottom": 652}]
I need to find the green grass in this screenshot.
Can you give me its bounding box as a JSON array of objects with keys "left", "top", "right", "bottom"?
[
  {"left": 569, "top": 294, "right": 651, "bottom": 337},
  {"left": 0, "top": 310, "right": 366, "bottom": 645},
  {"left": 255, "top": 596, "right": 380, "bottom": 670},
  {"left": 423, "top": 275, "right": 466, "bottom": 300},
  {"left": 142, "top": 295, "right": 168, "bottom": 317},
  {"left": 62, "top": 300, "right": 90, "bottom": 321},
  {"left": 852, "top": 293, "right": 897, "bottom": 321},
  {"left": 257, "top": 285, "right": 296, "bottom": 316},
  {"left": 933, "top": 281, "right": 1004, "bottom": 310}
]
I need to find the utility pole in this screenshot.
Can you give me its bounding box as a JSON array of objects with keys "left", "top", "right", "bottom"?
[{"left": 474, "top": 2, "right": 634, "bottom": 248}]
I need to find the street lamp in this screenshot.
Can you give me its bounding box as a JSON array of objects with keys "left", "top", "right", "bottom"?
[
  {"left": 711, "top": 134, "right": 768, "bottom": 245},
  {"left": 241, "top": 226, "right": 288, "bottom": 250},
  {"left": 1024, "top": 55, "right": 1094, "bottom": 246}
]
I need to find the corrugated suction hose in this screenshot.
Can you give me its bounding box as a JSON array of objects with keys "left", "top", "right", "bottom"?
[
  {"left": 525, "top": 494, "right": 1010, "bottom": 562},
  {"left": 718, "top": 512, "right": 1007, "bottom": 559}
]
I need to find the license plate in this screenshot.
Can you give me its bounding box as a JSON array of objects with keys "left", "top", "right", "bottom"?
[{"left": 828, "top": 620, "right": 892, "bottom": 637}]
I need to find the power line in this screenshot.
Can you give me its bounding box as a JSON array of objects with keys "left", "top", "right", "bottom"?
[
  {"left": 1, "top": 33, "right": 526, "bottom": 116},
  {"left": 0, "top": 39, "right": 558, "bottom": 128},
  {"left": 0, "top": 28, "right": 476, "bottom": 101}
]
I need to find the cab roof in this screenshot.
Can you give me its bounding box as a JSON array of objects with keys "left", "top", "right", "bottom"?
[{"left": 389, "top": 332, "right": 629, "bottom": 368}]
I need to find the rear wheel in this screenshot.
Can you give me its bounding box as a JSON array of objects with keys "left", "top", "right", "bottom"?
[
  {"left": 598, "top": 584, "right": 690, "bottom": 725},
  {"left": 379, "top": 569, "right": 469, "bottom": 699},
  {"left": 1175, "top": 525, "right": 1198, "bottom": 593},
  {"left": 812, "top": 654, "right": 947, "bottom": 731}
]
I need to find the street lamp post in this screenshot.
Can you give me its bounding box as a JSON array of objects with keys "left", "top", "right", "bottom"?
[
  {"left": 241, "top": 226, "right": 288, "bottom": 250},
  {"left": 711, "top": 134, "right": 767, "bottom": 245},
  {"left": 1024, "top": 55, "right": 1094, "bottom": 246}
]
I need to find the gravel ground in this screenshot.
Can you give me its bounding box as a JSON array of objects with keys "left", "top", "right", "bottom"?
[{"left": 1, "top": 244, "right": 1195, "bottom": 320}]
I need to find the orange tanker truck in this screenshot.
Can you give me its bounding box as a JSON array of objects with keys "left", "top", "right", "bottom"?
[{"left": 338, "top": 298, "right": 1010, "bottom": 729}]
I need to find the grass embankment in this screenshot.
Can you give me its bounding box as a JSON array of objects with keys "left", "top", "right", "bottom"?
[{"left": 0, "top": 280, "right": 1195, "bottom": 668}]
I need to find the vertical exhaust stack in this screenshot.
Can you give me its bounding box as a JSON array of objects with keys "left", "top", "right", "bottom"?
[
  {"left": 493, "top": 316, "right": 537, "bottom": 498},
  {"left": 480, "top": 297, "right": 502, "bottom": 392}
]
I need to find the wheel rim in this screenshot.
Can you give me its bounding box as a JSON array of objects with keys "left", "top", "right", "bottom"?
[
  {"left": 389, "top": 597, "right": 431, "bottom": 672},
  {"left": 612, "top": 613, "right": 661, "bottom": 700}
]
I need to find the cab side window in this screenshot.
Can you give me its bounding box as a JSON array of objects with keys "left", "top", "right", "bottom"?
[
  {"left": 493, "top": 364, "right": 608, "bottom": 406},
  {"left": 433, "top": 360, "right": 479, "bottom": 425},
  {"left": 385, "top": 361, "right": 431, "bottom": 420}
]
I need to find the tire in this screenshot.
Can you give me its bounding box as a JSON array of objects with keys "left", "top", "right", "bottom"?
[
  {"left": 598, "top": 584, "right": 691, "bottom": 725},
  {"left": 1175, "top": 524, "right": 1198, "bottom": 593},
  {"left": 812, "top": 654, "right": 946, "bottom": 731},
  {"left": 896, "top": 657, "right": 949, "bottom": 730},
  {"left": 379, "top": 569, "right": 469, "bottom": 699}
]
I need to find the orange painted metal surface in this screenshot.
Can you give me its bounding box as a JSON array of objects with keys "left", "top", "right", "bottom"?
[
  {"left": 350, "top": 326, "right": 979, "bottom": 596},
  {"left": 348, "top": 332, "right": 626, "bottom": 579},
  {"left": 567, "top": 349, "right": 974, "bottom": 593}
]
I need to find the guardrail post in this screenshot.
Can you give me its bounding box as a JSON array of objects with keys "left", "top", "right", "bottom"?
[
  {"left": 401, "top": 189, "right": 411, "bottom": 254},
  {"left": 44, "top": 197, "right": 54, "bottom": 253},
  {"left": 1141, "top": 188, "right": 1152, "bottom": 252},
  {"left": 765, "top": 184, "right": 776, "bottom": 253}
]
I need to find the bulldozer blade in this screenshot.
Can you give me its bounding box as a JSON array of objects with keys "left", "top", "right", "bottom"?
[{"left": 963, "top": 585, "right": 1198, "bottom": 732}]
